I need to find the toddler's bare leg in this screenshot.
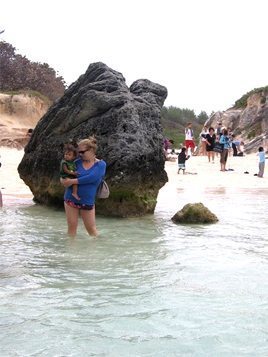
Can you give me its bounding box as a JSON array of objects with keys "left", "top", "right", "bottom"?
[{"left": 72, "top": 184, "right": 80, "bottom": 200}]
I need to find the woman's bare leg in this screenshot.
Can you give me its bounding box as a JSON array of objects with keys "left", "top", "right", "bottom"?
[
  {"left": 211, "top": 151, "right": 215, "bottom": 162},
  {"left": 202, "top": 142, "right": 206, "bottom": 156},
  {"left": 80, "top": 207, "right": 98, "bottom": 237},
  {"left": 64, "top": 202, "right": 79, "bottom": 237}
]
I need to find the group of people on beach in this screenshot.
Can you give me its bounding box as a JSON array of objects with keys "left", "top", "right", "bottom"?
[
  {"left": 164, "top": 121, "right": 266, "bottom": 177},
  {"left": 198, "top": 123, "right": 265, "bottom": 176},
  {"left": 177, "top": 122, "right": 241, "bottom": 173}
]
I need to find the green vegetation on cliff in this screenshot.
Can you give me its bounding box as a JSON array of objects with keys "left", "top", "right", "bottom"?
[
  {"left": 2, "top": 89, "right": 52, "bottom": 106},
  {"left": 233, "top": 86, "right": 268, "bottom": 109},
  {"left": 161, "top": 106, "right": 208, "bottom": 147},
  {"left": 0, "top": 41, "right": 66, "bottom": 101}
]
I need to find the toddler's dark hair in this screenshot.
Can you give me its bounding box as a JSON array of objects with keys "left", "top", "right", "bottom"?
[
  {"left": 63, "top": 143, "right": 77, "bottom": 155},
  {"left": 181, "top": 147, "right": 187, "bottom": 152},
  {"left": 258, "top": 146, "right": 264, "bottom": 152}
]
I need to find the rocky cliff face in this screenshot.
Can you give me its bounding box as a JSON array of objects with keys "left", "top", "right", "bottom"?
[
  {"left": 206, "top": 90, "right": 268, "bottom": 153},
  {"left": 18, "top": 62, "right": 168, "bottom": 217},
  {"left": 0, "top": 92, "right": 50, "bottom": 149}
]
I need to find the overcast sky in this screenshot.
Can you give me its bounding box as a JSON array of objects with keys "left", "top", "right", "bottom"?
[{"left": 1, "top": 0, "right": 267, "bottom": 114}]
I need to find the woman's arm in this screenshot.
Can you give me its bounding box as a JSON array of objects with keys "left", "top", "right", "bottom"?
[{"left": 60, "top": 177, "right": 78, "bottom": 187}]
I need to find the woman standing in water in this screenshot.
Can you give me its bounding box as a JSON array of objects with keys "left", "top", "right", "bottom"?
[{"left": 61, "top": 137, "right": 106, "bottom": 237}]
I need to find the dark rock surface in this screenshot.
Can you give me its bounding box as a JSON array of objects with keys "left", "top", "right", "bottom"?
[
  {"left": 18, "top": 62, "right": 168, "bottom": 217},
  {"left": 172, "top": 203, "right": 218, "bottom": 224}
]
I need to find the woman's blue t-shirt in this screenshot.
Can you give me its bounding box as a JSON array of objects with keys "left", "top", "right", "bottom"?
[
  {"left": 64, "top": 159, "right": 106, "bottom": 205},
  {"left": 220, "top": 135, "right": 231, "bottom": 149}
]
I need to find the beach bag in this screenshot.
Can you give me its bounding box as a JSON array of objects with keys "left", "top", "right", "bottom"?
[
  {"left": 213, "top": 142, "right": 224, "bottom": 153},
  {"left": 96, "top": 180, "right": 110, "bottom": 199}
]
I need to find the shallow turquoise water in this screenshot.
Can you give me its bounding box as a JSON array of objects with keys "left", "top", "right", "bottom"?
[{"left": 0, "top": 188, "right": 268, "bottom": 356}]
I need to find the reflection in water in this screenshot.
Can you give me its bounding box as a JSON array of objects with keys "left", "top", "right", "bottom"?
[{"left": 0, "top": 189, "right": 268, "bottom": 356}]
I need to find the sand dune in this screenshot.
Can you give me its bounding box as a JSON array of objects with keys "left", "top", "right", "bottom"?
[{"left": 0, "top": 93, "right": 49, "bottom": 149}]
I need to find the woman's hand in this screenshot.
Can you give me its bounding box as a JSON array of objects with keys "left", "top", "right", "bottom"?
[{"left": 60, "top": 178, "right": 76, "bottom": 187}]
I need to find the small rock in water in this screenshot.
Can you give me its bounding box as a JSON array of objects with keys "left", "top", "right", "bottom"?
[{"left": 171, "top": 202, "right": 218, "bottom": 224}]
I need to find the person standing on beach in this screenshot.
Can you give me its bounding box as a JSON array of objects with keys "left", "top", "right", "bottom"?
[
  {"left": 205, "top": 127, "right": 216, "bottom": 163},
  {"left": 199, "top": 125, "right": 209, "bottom": 156},
  {"left": 219, "top": 129, "right": 231, "bottom": 171},
  {"left": 184, "top": 122, "right": 195, "bottom": 155},
  {"left": 216, "top": 122, "right": 223, "bottom": 140},
  {"left": 177, "top": 147, "right": 190, "bottom": 174},
  {"left": 256, "top": 146, "right": 265, "bottom": 177},
  {"left": 60, "top": 137, "right": 106, "bottom": 237}
]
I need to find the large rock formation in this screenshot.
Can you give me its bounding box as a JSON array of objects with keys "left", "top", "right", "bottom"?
[
  {"left": 205, "top": 89, "right": 268, "bottom": 153},
  {"left": 0, "top": 92, "right": 50, "bottom": 149},
  {"left": 18, "top": 62, "right": 168, "bottom": 217}
]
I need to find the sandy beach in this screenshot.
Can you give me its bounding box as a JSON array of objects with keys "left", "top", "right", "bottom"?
[
  {"left": 165, "top": 152, "right": 267, "bottom": 190},
  {"left": 0, "top": 147, "right": 267, "bottom": 207},
  {"left": 0, "top": 148, "right": 33, "bottom": 205}
]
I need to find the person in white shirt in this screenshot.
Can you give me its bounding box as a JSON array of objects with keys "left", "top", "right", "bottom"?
[{"left": 184, "top": 122, "right": 195, "bottom": 155}]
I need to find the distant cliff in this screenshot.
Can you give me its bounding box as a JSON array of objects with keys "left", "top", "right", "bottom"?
[
  {"left": 206, "top": 87, "right": 268, "bottom": 153},
  {"left": 0, "top": 91, "right": 50, "bottom": 149}
]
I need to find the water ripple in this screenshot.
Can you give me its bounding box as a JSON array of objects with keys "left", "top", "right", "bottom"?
[{"left": 0, "top": 190, "right": 268, "bottom": 355}]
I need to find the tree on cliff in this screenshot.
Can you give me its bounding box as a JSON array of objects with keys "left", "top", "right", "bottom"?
[
  {"left": 161, "top": 106, "right": 208, "bottom": 146},
  {"left": 0, "top": 41, "right": 66, "bottom": 101}
]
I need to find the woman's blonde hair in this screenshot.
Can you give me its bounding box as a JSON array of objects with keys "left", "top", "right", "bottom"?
[{"left": 78, "top": 136, "right": 98, "bottom": 153}]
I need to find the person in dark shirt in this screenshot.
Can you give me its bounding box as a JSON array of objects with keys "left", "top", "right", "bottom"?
[
  {"left": 178, "top": 147, "right": 190, "bottom": 174},
  {"left": 205, "top": 127, "right": 216, "bottom": 163}
]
